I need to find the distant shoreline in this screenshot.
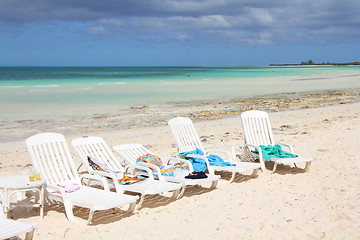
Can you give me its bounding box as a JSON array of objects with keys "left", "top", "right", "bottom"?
[
  {"left": 269, "top": 62, "right": 360, "bottom": 67},
  {"left": 270, "top": 64, "right": 359, "bottom": 67}
]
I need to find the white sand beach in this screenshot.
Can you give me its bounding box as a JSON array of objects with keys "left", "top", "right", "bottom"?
[{"left": 1, "top": 101, "right": 359, "bottom": 239}]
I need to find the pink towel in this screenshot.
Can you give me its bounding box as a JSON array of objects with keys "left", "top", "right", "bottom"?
[{"left": 56, "top": 183, "right": 80, "bottom": 194}]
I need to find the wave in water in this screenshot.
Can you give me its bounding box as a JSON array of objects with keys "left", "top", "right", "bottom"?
[
  {"left": 34, "top": 84, "right": 60, "bottom": 88},
  {"left": 98, "top": 82, "right": 127, "bottom": 86}
]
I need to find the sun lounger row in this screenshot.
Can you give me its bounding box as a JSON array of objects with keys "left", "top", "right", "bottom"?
[{"left": 2, "top": 110, "right": 312, "bottom": 233}]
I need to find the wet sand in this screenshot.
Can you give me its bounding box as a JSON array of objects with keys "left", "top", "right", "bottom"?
[{"left": 1, "top": 88, "right": 359, "bottom": 143}]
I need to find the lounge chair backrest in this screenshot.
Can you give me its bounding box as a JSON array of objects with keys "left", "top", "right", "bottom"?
[
  {"left": 26, "top": 132, "right": 80, "bottom": 185},
  {"left": 168, "top": 117, "right": 205, "bottom": 153},
  {"left": 71, "top": 136, "right": 124, "bottom": 172},
  {"left": 113, "top": 144, "right": 153, "bottom": 165},
  {"left": 241, "top": 110, "right": 275, "bottom": 146}
]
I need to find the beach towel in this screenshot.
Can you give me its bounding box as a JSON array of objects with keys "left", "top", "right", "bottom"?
[
  {"left": 56, "top": 183, "right": 80, "bottom": 194},
  {"left": 87, "top": 156, "right": 145, "bottom": 184},
  {"left": 137, "top": 154, "right": 185, "bottom": 177},
  {"left": 179, "top": 148, "right": 235, "bottom": 172},
  {"left": 252, "top": 144, "right": 298, "bottom": 161}
]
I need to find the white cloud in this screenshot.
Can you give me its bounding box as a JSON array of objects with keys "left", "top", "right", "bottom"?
[
  {"left": 248, "top": 8, "right": 274, "bottom": 26},
  {"left": 170, "top": 32, "right": 189, "bottom": 41},
  {"left": 99, "top": 18, "right": 123, "bottom": 27},
  {"left": 86, "top": 26, "right": 108, "bottom": 35}
]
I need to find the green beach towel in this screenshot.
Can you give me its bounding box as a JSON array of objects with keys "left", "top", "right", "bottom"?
[{"left": 252, "top": 144, "right": 298, "bottom": 161}]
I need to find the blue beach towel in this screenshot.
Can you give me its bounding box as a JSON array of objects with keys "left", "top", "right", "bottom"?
[{"left": 179, "top": 148, "right": 235, "bottom": 172}]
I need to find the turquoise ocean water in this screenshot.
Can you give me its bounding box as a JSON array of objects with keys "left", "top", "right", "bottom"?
[{"left": 1, "top": 66, "right": 360, "bottom": 121}]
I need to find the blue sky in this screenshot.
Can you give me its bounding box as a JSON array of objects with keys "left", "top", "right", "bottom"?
[{"left": 0, "top": 0, "right": 359, "bottom": 66}]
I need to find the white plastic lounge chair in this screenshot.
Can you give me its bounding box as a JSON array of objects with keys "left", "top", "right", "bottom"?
[
  {"left": 113, "top": 143, "right": 220, "bottom": 198},
  {"left": 237, "top": 110, "right": 312, "bottom": 173},
  {"left": 26, "top": 133, "right": 138, "bottom": 225},
  {"left": 0, "top": 201, "right": 36, "bottom": 240},
  {"left": 71, "top": 136, "right": 181, "bottom": 208},
  {"left": 168, "top": 117, "right": 262, "bottom": 183}
]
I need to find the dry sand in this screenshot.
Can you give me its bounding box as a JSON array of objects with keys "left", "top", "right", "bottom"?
[{"left": 1, "top": 99, "right": 360, "bottom": 239}]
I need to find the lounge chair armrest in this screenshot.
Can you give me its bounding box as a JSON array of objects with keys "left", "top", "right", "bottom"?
[
  {"left": 86, "top": 170, "right": 127, "bottom": 193},
  {"left": 166, "top": 157, "right": 194, "bottom": 172},
  {"left": 205, "top": 149, "right": 233, "bottom": 162},
  {"left": 232, "top": 146, "right": 244, "bottom": 154},
  {"left": 231, "top": 146, "right": 244, "bottom": 160},
  {"left": 46, "top": 184, "right": 65, "bottom": 193},
  {"left": 276, "top": 142, "right": 294, "bottom": 153},
  {"left": 127, "top": 163, "right": 157, "bottom": 181},
  {"left": 89, "top": 169, "right": 124, "bottom": 180},
  {"left": 185, "top": 154, "right": 214, "bottom": 175},
  {"left": 126, "top": 163, "right": 156, "bottom": 178},
  {"left": 243, "top": 144, "right": 266, "bottom": 171},
  {"left": 46, "top": 184, "right": 68, "bottom": 200},
  {"left": 244, "top": 143, "right": 260, "bottom": 156},
  {"left": 185, "top": 153, "right": 208, "bottom": 161},
  {"left": 80, "top": 173, "right": 111, "bottom": 192},
  {"left": 243, "top": 143, "right": 259, "bottom": 153}
]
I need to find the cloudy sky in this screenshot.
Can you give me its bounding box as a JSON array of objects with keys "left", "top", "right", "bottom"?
[{"left": 0, "top": 0, "right": 359, "bottom": 66}]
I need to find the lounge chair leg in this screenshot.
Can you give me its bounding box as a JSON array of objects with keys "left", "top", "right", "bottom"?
[
  {"left": 304, "top": 162, "right": 311, "bottom": 172},
  {"left": 136, "top": 195, "right": 145, "bottom": 210},
  {"left": 272, "top": 163, "right": 279, "bottom": 174},
  {"left": 112, "top": 208, "right": 117, "bottom": 214},
  {"left": 25, "top": 229, "right": 35, "bottom": 240},
  {"left": 210, "top": 180, "right": 218, "bottom": 189},
  {"left": 294, "top": 163, "right": 298, "bottom": 168},
  {"left": 87, "top": 210, "right": 94, "bottom": 225},
  {"left": 260, "top": 162, "right": 266, "bottom": 172},
  {"left": 177, "top": 186, "right": 186, "bottom": 199},
  {"left": 250, "top": 168, "right": 259, "bottom": 177},
  {"left": 45, "top": 196, "right": 54, "bottom": 206},
  {"left": 64, "top": 202, "right": 75, "bottom": 221},
  {"left": 126, "top": 202, "right": 136, "bottom": 214},
  {"left": 86, "top": 179, "right": 92, "bottom": 187},
  {"left": 170, "top": 189, "right": 180, "bottom": 200},
  {"left": 40, "top": 204, "right": 44, "bottom": 220},
  {"left": 229, "top": 172, "right": 236, "bottom": 183}
]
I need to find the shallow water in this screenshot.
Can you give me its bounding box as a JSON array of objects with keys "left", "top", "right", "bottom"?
[{"left": 1, "top": 66, "right": 360, "bottom": 122}]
